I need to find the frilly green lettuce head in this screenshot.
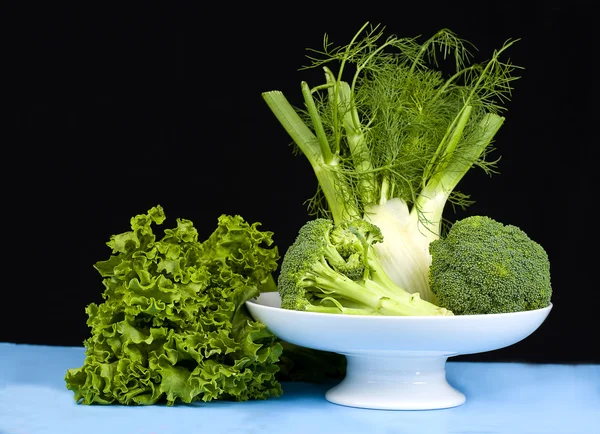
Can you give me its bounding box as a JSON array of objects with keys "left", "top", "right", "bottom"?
[{"left": 65, "top": 205, "right": 283, "bottom": 405}]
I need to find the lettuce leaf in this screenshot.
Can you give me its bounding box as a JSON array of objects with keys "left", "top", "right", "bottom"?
[{"left": 65, "top": 206, "right": 283, "bottom": 405}]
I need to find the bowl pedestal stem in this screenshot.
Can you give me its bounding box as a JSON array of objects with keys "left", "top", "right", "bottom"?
[{"left": 325, "top": 353, "right": 466, "bottom": 410}]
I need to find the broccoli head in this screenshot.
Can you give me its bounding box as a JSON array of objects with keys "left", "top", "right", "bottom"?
[
  {"left": 278, "top": 218, "right": 452, "bottom": 316},
  {"left": 429, "top": 215, "right": 552, "bottom": 315}
]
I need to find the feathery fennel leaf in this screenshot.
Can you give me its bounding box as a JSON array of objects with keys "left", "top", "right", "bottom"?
[{"left": 263, "top": 22, "right": 520, "bottom": 224}]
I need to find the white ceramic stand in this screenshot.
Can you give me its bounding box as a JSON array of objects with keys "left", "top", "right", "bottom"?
[
  {"left": 326, "top": 353, "right": 464, "bottom": 410},
  {"left": 246, "top": 292, "right": 552, "bottom": 410}
]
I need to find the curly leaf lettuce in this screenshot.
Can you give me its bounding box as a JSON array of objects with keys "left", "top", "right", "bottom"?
[{"left": 65, "top": 206, "right": 283, "bottom": 405}]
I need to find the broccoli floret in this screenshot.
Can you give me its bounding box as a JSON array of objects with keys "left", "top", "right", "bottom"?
[
  {"left": 278, "top": 218, "right": 452, "bottom": 316},
  {"left": 329, "top": 219, "right": 383, "bottom": 280},
  {"left": 330, "top": 218, "right": 384, "bottom": 256},
  {"left": 429, "top": 215, "right": 552, "bottom": 315}
]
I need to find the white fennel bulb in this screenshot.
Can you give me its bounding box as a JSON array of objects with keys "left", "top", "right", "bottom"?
[{"left": 365, "top": 198, "right": 438, "bottom": 303}]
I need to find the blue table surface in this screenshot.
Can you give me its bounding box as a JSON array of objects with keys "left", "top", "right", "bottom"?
[{"left": 0, "top": 342, "right": 598, "bottom": 434}]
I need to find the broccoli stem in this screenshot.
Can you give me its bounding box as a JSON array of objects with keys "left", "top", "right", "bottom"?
[
  {"left": 304, "top": 257, "right": 450, "bottom": 316},
  {"left": 305, "top": 304, "right": 377, "bottom": 315}
]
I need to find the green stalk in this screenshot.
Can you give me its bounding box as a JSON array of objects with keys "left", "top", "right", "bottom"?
[
  {"left": 332, "top": 21, "right": 371, "bottom": 145},
  {"left": 262, "top": 90, "right": 359, "bottom": 223},
  {"left": 262, "top": 91, "right": 321, "bottom": 165},
  {"left": 301, "top": 81, "right": 333, "bottom": 164},
  {"left": 415, "top": 112, "right": 505, "bottom": 240},
  {"left": 310, "top": 262, "right": 448, "bottom": 316},
  {"left": 324, "top": 67, "right": 377, "bottom": 207},
  {"left": 305, "top": 304, "right": 377, "bottom": 315},
  {"left": 422, "top": 105, "right": 473, "bottom": 188}
]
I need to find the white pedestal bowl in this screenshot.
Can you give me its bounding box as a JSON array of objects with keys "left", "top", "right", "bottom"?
[{"left": 246, "top": 292, "right": 552, "bottom": 410}]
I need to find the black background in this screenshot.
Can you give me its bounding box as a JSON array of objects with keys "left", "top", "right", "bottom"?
[{"left": 7, "top": 2, "right": 597, "bottom": 364}]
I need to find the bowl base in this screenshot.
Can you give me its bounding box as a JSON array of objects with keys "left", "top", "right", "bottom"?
[{"left": 325, "top": 353, "right": 465, "bottom": 410}]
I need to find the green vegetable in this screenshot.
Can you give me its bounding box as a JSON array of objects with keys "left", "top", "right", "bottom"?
[
  {"left": 428, "top": 215, "right": 552, "bottom": 315},
  {"left": 278, "top": 218, "right": 452, "bottom": 316},
  {"left": 65, "top": 206, "right": 283, "bottom": 405},
  {"left": 263, "top": 22, "right": 519, "bottom": 304}
]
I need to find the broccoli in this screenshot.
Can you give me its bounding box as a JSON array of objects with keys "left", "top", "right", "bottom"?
[
  {"left": 278, "top": 218, "right": 452, "bottom": 316},
  {"left": 429, "top": 215, "right": 552, "bottom": 315}
]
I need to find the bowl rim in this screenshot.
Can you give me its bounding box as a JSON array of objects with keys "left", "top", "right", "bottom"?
[{"left": 246, "top": 292, "right": 553, "bottom": 321}]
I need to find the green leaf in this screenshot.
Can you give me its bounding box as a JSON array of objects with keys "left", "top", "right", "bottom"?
[{"left": 65, "top": 206, "right": 283, "bottom": 405}]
